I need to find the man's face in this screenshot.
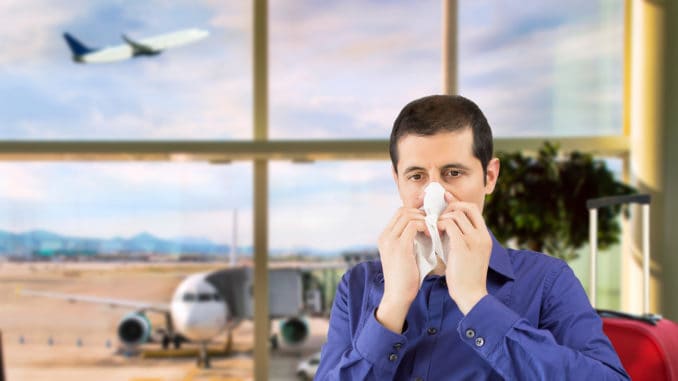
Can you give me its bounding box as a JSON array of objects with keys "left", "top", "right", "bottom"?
[{"left": 393, "top": 128, "right": 500, "bottom": 212}]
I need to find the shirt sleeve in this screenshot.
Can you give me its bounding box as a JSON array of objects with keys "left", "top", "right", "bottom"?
[
  {"left": 457, "top": 263, "right": 630, "bottom": 380},
  {"left": 315, "top": 271, "right": 410, "bottom": 380}
]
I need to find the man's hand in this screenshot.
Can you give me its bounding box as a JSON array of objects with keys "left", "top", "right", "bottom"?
[
  {"left": 438, "top": 193, "right": 492, "bottom": 315},
  {"left": 375, "top": 207, "right": 427, "bottom": 333}
]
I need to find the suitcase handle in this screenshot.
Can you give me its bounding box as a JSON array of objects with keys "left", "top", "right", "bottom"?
[
  {"left": 588, "top": 194, "right": 651, "bottom": 313},
  {"left": 596, "top": 309, "right": 662, "bottom": 326},
  {"left": 586, "top": 194, "right": 651, "bottom": 209}
]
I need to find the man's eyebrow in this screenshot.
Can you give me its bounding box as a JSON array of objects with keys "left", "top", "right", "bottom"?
[
  {"left": 403, "top": 166, "right": 425, "bottom": 175},
  {"left": 441, "top": 163, "right": 471, "bottom": 171}
]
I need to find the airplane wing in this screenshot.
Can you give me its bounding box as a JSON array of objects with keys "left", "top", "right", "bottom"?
[
  {"left": 136, "top": 28, "right": 209, "bottom": 51},
  {"left": 21, "top": 289, "right": 170, "bottom": 313},
  {"left": 122, "top": 34, "right": 158, "bottom": 54}
]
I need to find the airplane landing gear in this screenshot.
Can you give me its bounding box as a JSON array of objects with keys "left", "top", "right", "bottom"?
[
  {"left": 160, "top": 334, "right": 182, "bottom": 350},
  {"left": 197, "top": 342, "right": 211, "bottom": 368}
]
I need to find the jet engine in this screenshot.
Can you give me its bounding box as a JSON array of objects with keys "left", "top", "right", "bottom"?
[
  {"left": 279, "top": 316, "right": 309, "bottom": 345},
  {"left": 117, "top": 312, "right": 152, "bottom": 346}
]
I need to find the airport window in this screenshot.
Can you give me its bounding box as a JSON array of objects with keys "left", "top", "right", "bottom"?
[
  {"left": 0, "top": 2, "right": 252, "bottom": 140},
  {"left": 2, "top": 1, "right": 629, "bottom": 380},
  {"left": 458, "top": 0, "right": 624, "bottom": 137},
  {"left": 0, "top": 162, "right": 252, "bottom": 260},
  {"left": 1, "top": 161, "right": 254, "bottom": 379},
  {"left": 269, "top": 0, "right": 441, "bottom": 139}
]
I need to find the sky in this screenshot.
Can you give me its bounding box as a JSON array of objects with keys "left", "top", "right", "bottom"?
[{"left": 0, "top": 0, "right": 623, "bottom": 253}]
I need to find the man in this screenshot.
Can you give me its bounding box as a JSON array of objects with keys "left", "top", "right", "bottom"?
[{"left": 315, "top": 95, "right": 629, "bottom": 380}]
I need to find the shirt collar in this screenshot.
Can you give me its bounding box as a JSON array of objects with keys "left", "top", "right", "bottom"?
[{"left": 488, "top": 230, "right": 515, "bottom": 281}]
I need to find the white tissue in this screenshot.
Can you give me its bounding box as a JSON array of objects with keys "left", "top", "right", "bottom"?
[{"left": 414, "top": 182, "right": 449, "bottom": 287}]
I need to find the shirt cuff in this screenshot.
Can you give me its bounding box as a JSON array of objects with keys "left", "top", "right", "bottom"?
[
  {"left": 457, "top": 294, "right": 521, "bottom": 359},
  {"left": 354, "top": 307, "right": 409, "bottom": 372}
]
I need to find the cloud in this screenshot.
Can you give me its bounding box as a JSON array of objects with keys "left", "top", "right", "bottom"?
[
  {"left": 0, "top": 0, "right": 86, "bottom": 65},
  {"left": 459, "top": 4, "right": 623, "bottom": 136},
  {"left": 268, "top": 0, "right": 441, "bottom": 139},
  {"left": 0, "top": 164, "right": 48, "bottom": 202}
]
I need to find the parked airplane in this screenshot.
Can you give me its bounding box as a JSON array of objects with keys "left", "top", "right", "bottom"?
[
  {"left": 62, "top": 28, "right": 209, "bottom": 63},
  {"left": 22, "top": 271, "right": 227, "bottom": 367},
  {"left": 21, "top": 265, "right": 340, "bottom": 368}
]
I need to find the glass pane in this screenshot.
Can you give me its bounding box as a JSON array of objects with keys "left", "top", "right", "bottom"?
[
  {"left": 270, "top": 161, "right": 398, "bottom": 252},
  {"left": 269, "top": 161, "right": 398, "bottom": 379},
  {"left": 270, "top": 1, "right": 441, "bottom": 139},
  {"left": 459, "top": 0, "right": 623, "bottom": 137},
  {"left": 0, "top": 163, "right": 252, "bottom": 245},
  {"left": 0, "top": 162, "right": 254, "bottom": 380},
  {"left": 0, "top": 2, "right": 251, "bottom": 140}
]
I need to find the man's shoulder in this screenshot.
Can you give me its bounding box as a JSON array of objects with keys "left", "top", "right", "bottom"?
[
  {"left": 344, "top": 259, "right": 383, "bottom": 283},
  {"left": 505, "top": 247, "right": 569, "bottom": 279}
]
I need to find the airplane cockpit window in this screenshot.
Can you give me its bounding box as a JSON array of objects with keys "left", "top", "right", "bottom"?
[
  {"left": 183, "top": 293, "right": 196, "bottom": 302},
  {"left": 198, "top": 293, "right": 212, "bottom": 302},
  {"left": 186, "top": 293, "right": 222, "bottom": 302}
]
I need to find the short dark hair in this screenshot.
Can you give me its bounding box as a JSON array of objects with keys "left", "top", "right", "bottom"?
[{"left": 389, "top": 95, "right": 494, "bottom": 178}]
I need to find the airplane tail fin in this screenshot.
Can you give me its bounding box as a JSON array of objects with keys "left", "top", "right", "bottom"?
[{"left": 63, "top": 32, "right": 94, "bottom": 56}]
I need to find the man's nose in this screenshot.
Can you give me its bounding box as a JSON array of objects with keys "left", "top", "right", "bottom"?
[
  {"left": 428, "top": 172, "right": 442, "bottom": 185},
  {"left": 417, "top": 177, "right": 443, "bottom": 206}
]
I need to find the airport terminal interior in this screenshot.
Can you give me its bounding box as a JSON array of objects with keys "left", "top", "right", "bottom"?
[{"left": 1, "top": 1, "right": 678, "bottom": 380}]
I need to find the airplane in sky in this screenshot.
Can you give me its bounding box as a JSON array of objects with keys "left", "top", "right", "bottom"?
[
  {"left": 21, "top": 265, "right": 342, "bottom": 368},
  {"left": 62, "top": 28, "right": 209, "bottom": 63}
]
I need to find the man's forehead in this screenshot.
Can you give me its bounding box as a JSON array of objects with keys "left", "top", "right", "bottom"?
[{"left": 397, "top": 130, "right": 474, "bottom": 155}]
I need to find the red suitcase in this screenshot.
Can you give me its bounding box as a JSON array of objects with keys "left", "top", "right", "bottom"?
[{"left": 588, "top": 195, "right": 678, "bottom": 381}]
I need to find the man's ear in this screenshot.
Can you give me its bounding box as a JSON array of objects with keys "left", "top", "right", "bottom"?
[
  {"left": 392, "top": 165, "right": 398, "bottom": 184},
  {"left": 484, "top": 157, "right": 500, "bottom": 194}
]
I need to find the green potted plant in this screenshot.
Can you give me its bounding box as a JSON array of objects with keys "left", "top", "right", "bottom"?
[{"left": 485, "top": 142, "right": 635, "bottom": 261}]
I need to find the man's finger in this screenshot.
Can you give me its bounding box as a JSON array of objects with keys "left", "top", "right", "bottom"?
[
  {"left": 391, "top": 210, "right": 425, "bottom": 239},
  {"left": 440, "top": 219, "right": 466, "bottom": 255},
  {"left": 441, "top": 210, "right": 474, "bottom": 235},
  {"left": 446, "top": 202, "right": 484, "bottom": 230},
  {"left": 401, "top": 219, "right": 428, "bottom": 246},
  {"left": 444, "top": 191, "right": 457, "bottom": 204}
]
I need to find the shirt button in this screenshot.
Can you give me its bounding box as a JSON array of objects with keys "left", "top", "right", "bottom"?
[
  {"left": 475, "top": 337, "right": 485, "bottom": 347},
  {"left": 465, "top": 329, "right": 476, "bottom": 338},
  {"left": 427, "top": 327, "right": 437, "bottom": 335},
  {"left": 393, "top": 342, "right": 403, "bottom": 350},
  {"left": 388, "top": 353, "right": 398, "bottom": 361},
  {"left": 414, "top": 377, "right": 424, "bottom": 381}
]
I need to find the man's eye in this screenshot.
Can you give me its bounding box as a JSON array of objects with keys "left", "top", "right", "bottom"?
[
  {"left": 409, "top": 174, "right": 422, "bottom": 181},
  {"left": 446, "top": 170, "right": 462, "bottom": 177}
]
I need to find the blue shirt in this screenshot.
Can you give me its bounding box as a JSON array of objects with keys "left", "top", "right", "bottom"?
[{"left": 315, "top": 234, "right": 629, "bottom": 380}]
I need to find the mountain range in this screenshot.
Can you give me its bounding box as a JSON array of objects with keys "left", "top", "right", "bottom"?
[
  {"left": 0, "top": 230, "right": 367, "bottom": 258},
  {"left": 0, "top": 229, "right": 238, "bottom": 258}
]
